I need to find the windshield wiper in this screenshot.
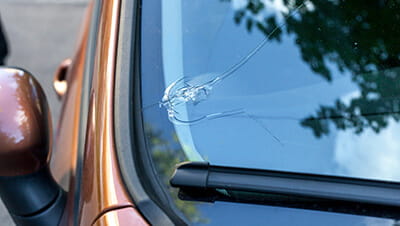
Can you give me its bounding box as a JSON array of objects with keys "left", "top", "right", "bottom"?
[{"left": 170, "top": 162, "right": 400, "bottom": 219}]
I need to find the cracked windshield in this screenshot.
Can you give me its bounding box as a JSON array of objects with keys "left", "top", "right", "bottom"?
[{"left": 141, "top": 0, "right": 400, "bottom": 221}]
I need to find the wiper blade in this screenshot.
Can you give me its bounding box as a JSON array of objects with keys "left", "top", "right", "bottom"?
[{"left": 170, "top": 162, "right": 400, "bottom": 219}]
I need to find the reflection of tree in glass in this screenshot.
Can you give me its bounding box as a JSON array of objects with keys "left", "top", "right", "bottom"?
[
  {"left": 231, "top": 0, "right": 400, "bottom": 137},
  {"left": 301, "top": 68, "right": 400, "bottom": 137},
  {"left": 144, "top": 124, "right": 206, "bottom": 223}
]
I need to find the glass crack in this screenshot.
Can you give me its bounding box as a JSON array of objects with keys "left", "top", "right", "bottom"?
[{"left": 159, "top": 2, "right": 306, "bottom": 143}]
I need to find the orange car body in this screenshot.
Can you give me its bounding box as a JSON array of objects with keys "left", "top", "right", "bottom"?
[{"left": 51, "top": 0, "right": 147, "bottom": 225}]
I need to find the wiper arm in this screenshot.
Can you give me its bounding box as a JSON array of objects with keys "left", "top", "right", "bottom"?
[{"left": 170, "top": 162, "right": 400, "bottom": 219}]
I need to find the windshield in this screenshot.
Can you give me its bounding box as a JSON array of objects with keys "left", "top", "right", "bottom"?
[{"left": 140, "top": 0, "right": 400, "bottom": 224}]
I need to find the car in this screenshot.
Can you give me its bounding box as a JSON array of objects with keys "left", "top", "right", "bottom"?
[{"left": 0, "top": 0, "right": 400, "bottom": 225}]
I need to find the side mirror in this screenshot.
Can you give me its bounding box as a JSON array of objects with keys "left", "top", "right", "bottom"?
[{"left": 0, "top": 67, "right": 65, "bottom": 226}]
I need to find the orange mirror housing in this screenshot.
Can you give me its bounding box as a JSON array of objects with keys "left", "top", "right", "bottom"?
[
  {"left": 0, "top": 67, "right": 65, "bottom": 226},
  {"left": 0, "top": 67, "right": 51, "bottom": 177}
]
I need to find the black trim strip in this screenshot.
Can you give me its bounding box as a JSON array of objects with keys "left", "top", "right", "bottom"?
[{"left": 113, "top": 0, "right": 186, "bottom": 225}]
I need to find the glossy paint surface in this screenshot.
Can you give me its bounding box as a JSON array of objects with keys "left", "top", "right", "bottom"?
[
  {"left": 53, "top": 4, "right": 92, "bottom": 226},
  {"left": 51, "top": 3, "right": 90, "bottom": 191},
  {"left": 53, "top": 58, "right": 72, "bottom": 99},
  {"left": 93, "top": 207, "right": 148, "bottom": 226},
  {"left": 0, "top": 68, "right": 50, "bottom": 177},
  {"left": 76, "top": 0, "right": 148, "bottom": 225}
]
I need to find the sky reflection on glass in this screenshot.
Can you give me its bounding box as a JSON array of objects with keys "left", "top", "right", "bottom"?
[
  {"left": 157, "top": 0, "right": 400, "bottom": 183},
  {"left": 141, "top": 0, "right": 400, "bottom": 224}
]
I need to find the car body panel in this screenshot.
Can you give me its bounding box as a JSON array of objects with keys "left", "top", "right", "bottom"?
[
  {"left": 50, "top": 3, "right": 91, "bottom": 192},
  {"left": 53, "top": 58, "right": 72, "bottom": 100},
  {"left": 73, "top": 0, "right": 147, "bottom": 225},
  {"left": 50, "top": 0, "right": 148, "bottom": 225},
  {"left": 93, "top": 207, "right": 148, "bottom": 226}
]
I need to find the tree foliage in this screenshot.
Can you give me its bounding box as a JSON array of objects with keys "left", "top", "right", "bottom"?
[
  {"left": 233, "top": 0, "right": 400, "bottom": 136},
  {"left": 144, "top": 124, "right": 206, "bottom": 223}
]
